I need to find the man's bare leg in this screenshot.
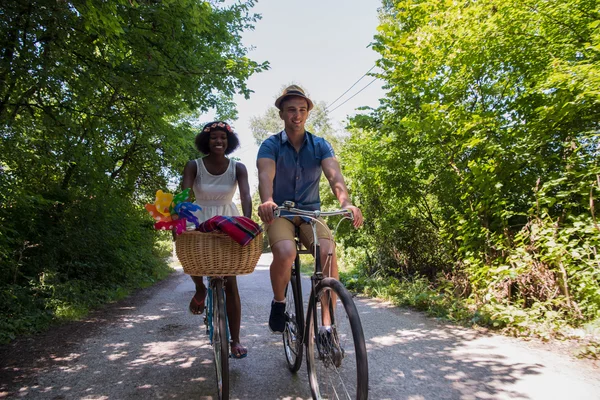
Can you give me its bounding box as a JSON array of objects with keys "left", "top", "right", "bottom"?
[
  {"left": 270, "top": 239, "right": 296, "bottom": 301},
  {"left": 268, "top": 239, "right": 296, "bottom": 333}
]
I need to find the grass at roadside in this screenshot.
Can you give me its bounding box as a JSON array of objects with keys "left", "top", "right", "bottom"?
[
  {"left": 277, "top": 249, "right": 600, "bottom": 360},
  {"left": 339, "top": 269, "right": 600, "bottom": 360},
  {"left": 0, "top": 237, "right": 174, "bottom": 344}
]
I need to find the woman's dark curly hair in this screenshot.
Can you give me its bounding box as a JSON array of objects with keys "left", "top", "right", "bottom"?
[{"left": 195, "top": 121, "right": 240, "bottom": 155}]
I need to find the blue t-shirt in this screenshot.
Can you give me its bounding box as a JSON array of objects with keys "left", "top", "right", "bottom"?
[{"left": 257, "top": 130, "right": 335, "bottom": 211}]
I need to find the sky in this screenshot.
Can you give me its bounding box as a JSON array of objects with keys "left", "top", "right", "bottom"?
[{"left": 206, "top": 0, "right": 386, "bottom": 194}]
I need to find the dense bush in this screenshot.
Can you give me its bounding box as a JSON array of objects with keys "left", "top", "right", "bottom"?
[
  {"left": 0, "top": 0, "right": 266, "bottom": 343},
  {"left": 338, "top": 0, "right": 600, "bottom": 334},
  {"left": 0, "top": 191, "right": 173, "bottom": 343}
]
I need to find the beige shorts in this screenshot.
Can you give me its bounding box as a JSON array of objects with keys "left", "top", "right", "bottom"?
[{"left": 266, "top": 216, "right": 332, "bottom": 248}]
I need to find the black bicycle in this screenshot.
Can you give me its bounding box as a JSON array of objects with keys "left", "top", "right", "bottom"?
[{"left": 275, "top": 201, "right": 369, "bottom": 400}]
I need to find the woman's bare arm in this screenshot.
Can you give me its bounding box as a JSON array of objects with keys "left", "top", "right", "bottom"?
[
  {"left": 236, "top": 162, "right": 252, "bottom": 218},
  {"left": 182, "top": 160, "right": 197, "bottom": 201}
]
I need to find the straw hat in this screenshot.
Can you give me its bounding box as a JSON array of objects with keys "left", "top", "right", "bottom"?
[{"left": 274, "top": 85, "right": 314, "bottom": 111}]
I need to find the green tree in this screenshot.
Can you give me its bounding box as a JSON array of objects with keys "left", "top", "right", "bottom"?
[
  {"left": 341, "top": 0, "right": 600, "bottom": 329},
  {"left": 0, "top": 0, "right": 267, "bottom": 343}
]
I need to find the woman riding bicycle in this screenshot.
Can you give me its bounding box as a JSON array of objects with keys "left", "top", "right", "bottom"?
[{"left": 182, "top": 120, "right": 251, "bottom": 359}]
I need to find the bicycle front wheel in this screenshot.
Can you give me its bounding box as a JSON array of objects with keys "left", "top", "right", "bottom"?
[
  {"left": 306, "top": 278, "right": 369, "bottom": 400},
  {"left": 212, "top": 280, "right": 229, "bottom": 400},
  {"left": 283, "top": 258, "right": 304, "bottom": 372}
]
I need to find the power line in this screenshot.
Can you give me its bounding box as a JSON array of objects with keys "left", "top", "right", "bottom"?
[
  {"left": 325, "top": 65, "right": 377, "bottom": 110},
  {"left": 327, "top": 77, "right": 378, "bottom": 114}
]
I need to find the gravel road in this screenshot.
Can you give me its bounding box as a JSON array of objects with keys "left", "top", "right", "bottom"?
[{"left": 1, "top": 253, "right": 599, "bottom": 399}]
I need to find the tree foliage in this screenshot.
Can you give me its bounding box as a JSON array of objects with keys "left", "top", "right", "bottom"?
[
  {"left": 340, "top": 0, "right": 600, "bottom": 329},
  {"left": 0, "top": 0, "right": 266, "bottom": 342}
]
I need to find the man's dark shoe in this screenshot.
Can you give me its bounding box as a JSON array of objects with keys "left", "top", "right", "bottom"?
[{"left": 269, "top": 300, "right": 286, "bottom": 333}]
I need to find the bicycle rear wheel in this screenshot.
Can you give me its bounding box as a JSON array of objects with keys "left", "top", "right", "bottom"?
[
  {"left": 306, "top": 278, "right": 369, "bottom": 400},
  {"left": 283, "top": 256, "right": 304, "bottom": 372},
  {"left": 212, "top": 280, "right": 229, "bottom": 400}
]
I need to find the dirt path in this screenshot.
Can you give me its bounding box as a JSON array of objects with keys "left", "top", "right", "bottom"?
[{"left": 1, "top": 253, "right": 599, "bottom": 399}]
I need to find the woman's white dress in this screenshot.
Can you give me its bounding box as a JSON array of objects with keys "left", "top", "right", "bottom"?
[{"left": 191, "top": 157, "right": 240, "bottom": 224}]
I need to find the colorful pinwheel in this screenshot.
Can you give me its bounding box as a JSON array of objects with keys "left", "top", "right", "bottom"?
[
  {"left": 174, "top": 202, "right": 202, "bottom": 227},
  {"left": 145, "top": 188, "right": 202, "bottom": 234}
]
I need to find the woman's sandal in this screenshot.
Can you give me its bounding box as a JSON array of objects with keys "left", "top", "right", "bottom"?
[
  {"left": 189, "top": 294, "right": 206, "bottom": 315},
  {"left": 230, "top": 342, "right": 248, "bottom": 359}
]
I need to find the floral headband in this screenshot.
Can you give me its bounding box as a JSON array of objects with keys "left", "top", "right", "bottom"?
[{"left": 203, "top": 121, "right": 233, "bottom": 133}]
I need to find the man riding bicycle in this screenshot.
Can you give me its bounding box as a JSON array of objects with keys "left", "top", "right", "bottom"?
[{"left": 256, "top": 84, "right": 364, "bottom": 334}]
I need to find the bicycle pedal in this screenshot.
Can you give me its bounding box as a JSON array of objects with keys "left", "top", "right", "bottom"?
[{"left": 331, "top": 345, "right": 343, "bottom": 368}]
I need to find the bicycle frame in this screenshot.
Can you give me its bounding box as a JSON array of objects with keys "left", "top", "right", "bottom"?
[
  {"left": 276, "top": 202, "right": 353, "bottom": 356},
  {"left": 204, "top": 276, "right": 230, "bottom": 399},
  {"left": 204, "top": 277, "right": 230, "bottom": 344},
  {"left": 277, "top": 201, "right": 369, "bottom": 399},
  {"left": 303, "top": 219, "right": 328, "bottom": 357}
]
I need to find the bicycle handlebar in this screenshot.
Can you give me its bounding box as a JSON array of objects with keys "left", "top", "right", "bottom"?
[{"left": 273, "top": 201, "right": 354, "bottom": 220}]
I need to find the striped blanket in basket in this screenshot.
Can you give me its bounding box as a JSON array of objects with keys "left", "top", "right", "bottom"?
[{"left": 196, "top": 216, "right": 262, "bottom": 247}]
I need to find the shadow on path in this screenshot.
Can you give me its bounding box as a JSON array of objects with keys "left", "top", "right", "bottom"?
[{"left": 1, "top": 257, "right": 599, "bottom": 399}]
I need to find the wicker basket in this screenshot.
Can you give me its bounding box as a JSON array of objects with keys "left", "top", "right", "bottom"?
[{"left": 175, "top": 230, "right": 263, "bottom": 276}]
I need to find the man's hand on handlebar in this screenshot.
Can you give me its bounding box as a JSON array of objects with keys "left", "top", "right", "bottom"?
[
  {"left": 345, "top": 205, "right": 363, "bottom": 229},
  {"left": 260, "top": 200, "right": 363, "bottom": 229},
  {"left": 257, "top": 200, "right": 278, "bottom": 224}
]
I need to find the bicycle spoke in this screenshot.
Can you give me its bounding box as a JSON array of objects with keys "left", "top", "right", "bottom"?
[
  {"left": 271, "top": 205, "right": 367, "bottom": 398},
  {"left": 315, "top": 296, "right": 355, "bottom": 398},
  {"left": 283, "top": 267, "right": 304, "bottom": 372},
  {"left": 306, "top": 280, "right": 368, "bottom": 400},
  {"left": 212, "top": 288, "right": 222, "bottom": 393},
  {"left": 211, "top": 280, "right": 229, "bottom": 400}
]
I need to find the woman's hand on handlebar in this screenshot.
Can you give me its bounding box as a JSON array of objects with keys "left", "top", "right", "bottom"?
[{"left": 257, "top": 200, "right": 278, "bottom": 224}]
